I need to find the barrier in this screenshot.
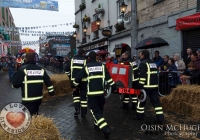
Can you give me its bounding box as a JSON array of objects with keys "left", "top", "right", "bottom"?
[{"left": 158, "top": 71, "right": 181, "bottom": 96}]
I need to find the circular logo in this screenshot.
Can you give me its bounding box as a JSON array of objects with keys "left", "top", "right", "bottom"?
[{"left": 0, "top": 103, "right": 31, "bottom": 134}]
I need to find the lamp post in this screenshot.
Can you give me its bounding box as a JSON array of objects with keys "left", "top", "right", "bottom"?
[
  {"left": 73, "top": 32, "right": 77, "bottom": 38},
  {"left": 120, "top": 1, "right": 128, "bottom": 14},
  {"left": 96, "top": 18, "right": 101, "bottom": 26},
  {"left": 83, "top": 25, "right": 88, "bottom": 33}
]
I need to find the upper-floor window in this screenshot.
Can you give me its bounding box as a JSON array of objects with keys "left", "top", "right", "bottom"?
[
  {"left": 93, "top": 14, "right": 98, "bottom": 21},
  {"left": 2, "top": 8, "right": 5, "bottom": 20},
  {"left": 93, "top": 30, "right": 99, "bottom": 39}
]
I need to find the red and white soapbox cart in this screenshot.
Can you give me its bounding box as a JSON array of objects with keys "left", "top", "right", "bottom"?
[{"left": 104, "top": 62, "right": 146, "bottom": 102}]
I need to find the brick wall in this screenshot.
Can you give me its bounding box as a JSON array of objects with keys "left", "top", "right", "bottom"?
[{"left": 137, "top": 0, "right": 197, "bottom": 24}]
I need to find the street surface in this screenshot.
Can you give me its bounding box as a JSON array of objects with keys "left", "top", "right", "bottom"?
[{"left": 0, "top": 70, "right": 199, "bottom": 140}]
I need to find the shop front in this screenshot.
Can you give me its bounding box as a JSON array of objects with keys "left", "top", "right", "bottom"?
[
  {"left": 78, "top": 38, "right": 108, "bottom": 53},
  {"left": 176, "top": 12, "right": 200, "bottom": 55}
]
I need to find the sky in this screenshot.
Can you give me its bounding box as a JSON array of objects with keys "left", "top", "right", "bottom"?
[{"left": 9, "top": 0, "right": 75, "bottom": 54}]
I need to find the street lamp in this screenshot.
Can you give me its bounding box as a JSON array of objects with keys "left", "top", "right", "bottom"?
[
  {"left": 73, "top": 32, "right": 77, "bottom": 38},
  {"left": 120, "top": 1, "right": 128, "bottom": 14},
  {"left": 83, "top": 25, "right": 88, "bottom": 33},
  {"left": 96, "top": 18, "right": 101, "bottom": 26}
]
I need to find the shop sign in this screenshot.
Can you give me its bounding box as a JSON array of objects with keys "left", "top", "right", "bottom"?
[
  {"left": 83, "top": 41, "right": 107, "bottom": 50},
  {"left": 102, "top": 30, "right": 112, "bottom": 37},
  {"left": 176, "top": 12, "right": 200, "bottom": 30}
]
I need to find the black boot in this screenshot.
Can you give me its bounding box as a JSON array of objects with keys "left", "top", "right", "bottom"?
[
  {"left": 103, "top": 126, "right": 111, "bottom": 139},
  {"left": 74, "top": 109, "right": 80, "bottom": 117}
]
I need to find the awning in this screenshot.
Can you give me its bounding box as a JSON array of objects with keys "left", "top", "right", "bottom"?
[{"left": 176, "top": 12, "right": 200, "bottom": 30}]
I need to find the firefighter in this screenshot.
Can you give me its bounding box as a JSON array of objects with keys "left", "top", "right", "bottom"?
[
  {"left": 120, "top": 51, "right": 139, "bottom": 112},
  {"left": 12, "top": 52, "right": 55, "bottom": 116},
  {"left": 136, "top": 49, "right": 164, "bottom": 124},
  {"left": 65, "top": 48, "right": 88, "bottom": 118},
  {"left": 72, "top": 51, "right": 117, "bottom": 139}
]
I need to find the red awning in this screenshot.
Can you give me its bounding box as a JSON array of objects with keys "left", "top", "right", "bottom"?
[{"left": 176, "top": 12, "right": 200, "bottom": 30}]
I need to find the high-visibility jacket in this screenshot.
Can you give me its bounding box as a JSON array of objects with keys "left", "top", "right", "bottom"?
[
  {"left": 73, "top": 60, "right": 116, "bottom": 96},
  {"left": 121, "top": 58, "right": 139, "bottom": 82},
  {"left": 65, "top": 56, "right": 87, "bottom": 81},
  {"left": 12, "top": 63, "right": 54, "bottom": 102},
  {"left": 138, "top": 58, "right": 158, "bottom": 88}
]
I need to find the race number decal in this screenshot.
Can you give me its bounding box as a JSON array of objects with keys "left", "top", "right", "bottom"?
[
  {"left": 88, "top": 66, "right": 102, "bottom": 72},
  {"left": 73, "top": 59, "right": 84, "bottom": 64},
  {"left": 149, "top": 63, "right": 157, "bottom": 68},
  {"left": 27, "top": 70, "right": 43, "bottom": 76}
]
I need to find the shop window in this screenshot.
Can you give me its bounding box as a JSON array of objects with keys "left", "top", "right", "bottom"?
[{"left": 93, "top": 30, "right": 99, "bottom": 40}]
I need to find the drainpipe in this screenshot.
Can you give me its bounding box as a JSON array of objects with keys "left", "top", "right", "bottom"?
[{"left": 131, "top": 0, "right": 137, "bottom": 57}]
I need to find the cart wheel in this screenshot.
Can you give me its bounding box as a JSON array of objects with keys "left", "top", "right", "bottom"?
[
  {"left": 119, "top": 94, "right": 124, "bottom": 101},
  {"left": 104, "top": 86, "right": 111, "bottom": 99},
  {"left": 138, "top": 89, "right": 147, "bottom": 102}
]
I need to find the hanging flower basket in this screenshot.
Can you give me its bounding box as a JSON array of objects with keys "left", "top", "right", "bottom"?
[
  {"left": 95, "top": 4, "right": 104, "bottom": 14},
  {"left": 79, "top": 3, "right": 86, "bottom": 10},
  {"left": 114, "top": 23, "right": 125, "bottom": 32},
  {"left": 73, "top": 24, "right": 79, "bottom": 28},
  {"left": 83, "top": 15, "right": 90, "bottom": 22}
]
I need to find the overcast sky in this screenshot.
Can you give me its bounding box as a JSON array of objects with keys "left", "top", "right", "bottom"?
[{"left": 9, "top": 0, "right": 75, "bottom": 53}]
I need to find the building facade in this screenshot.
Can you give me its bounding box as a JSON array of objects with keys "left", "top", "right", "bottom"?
[
  {"left": 74, "top": 0, "right": 198, "bottom": 58},
  {"left": 74, "top": 0, "right": 132, "bottom": 56},
  {"left": 0, "top": 7, "right": 20, "bottom": 56},
  {"left": 137, "top": 0, "right": 198, "bottom": 58}
]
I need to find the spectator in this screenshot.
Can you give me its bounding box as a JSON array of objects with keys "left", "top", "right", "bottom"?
[
  {"left": 133, "top": 56, "right": 137, "bottom": 61},
  {"left": 184, "top": 48, "right": 192, "bottom": 67},
  {"left": 190, "top": 52, "right": 200, "bottom": 70},
  {"left": 181, "top": 62, "right": 200, "bottom": 84},
  {"left": 6, "top": 57, "right": 16, "bottom": 82},
  {"left": 153, "top": 50, "right": 163, "bottom": 67},
  {"left": 158, "top": 55, "right": 170, "bottom": 95},
  {"left": 173, "top": 53, "right": 186, "bottom": 72},
  {"left": 159, "top": 55, "right": 169, "bottom": 71},
  {"left": 196, "top": 49, "right": 200, "bottom": 58},
  {"left": 167, "top": 58, "right": 179, "bottom": 88}
]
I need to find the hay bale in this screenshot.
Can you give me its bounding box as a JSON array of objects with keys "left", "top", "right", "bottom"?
[
  {"left": 0, "top": 115, "right": 63, "bottom": 140},
  {"left": 160, "top": 85, "right": 200, "bottom": 120},
  {"left": 43, "top": 74, "right": 72, "bottom": 101}
]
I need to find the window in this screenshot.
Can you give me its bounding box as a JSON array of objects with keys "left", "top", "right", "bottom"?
[
  {"left": 6, "top": 9, "right": 8, "bottom": 26},
  {"left": 119, "top": 68, "right": 126, "bottom": 75},
  {"left": 112, "top": 67, "right": 118, "bottom": 74},
  {"left": 10, "top": 17, "right": 11, "bottom": 27},
  {"left": 93, "top": 30, "right": 99, "bottom": 39},
  {"left": 2, "top": 8, "right": 5, "bottom": 19},
  {"left": 93, "top": 14, "right": 98, "bottom": 21}
]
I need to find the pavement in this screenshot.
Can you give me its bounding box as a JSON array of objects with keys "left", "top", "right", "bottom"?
[{"left": 0, "top": 69, "right": 200, "bottom": 140}]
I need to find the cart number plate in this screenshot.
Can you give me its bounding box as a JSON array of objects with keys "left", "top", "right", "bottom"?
[{"left": 119, "top": 88, "right": 131, "bottom": 94}]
